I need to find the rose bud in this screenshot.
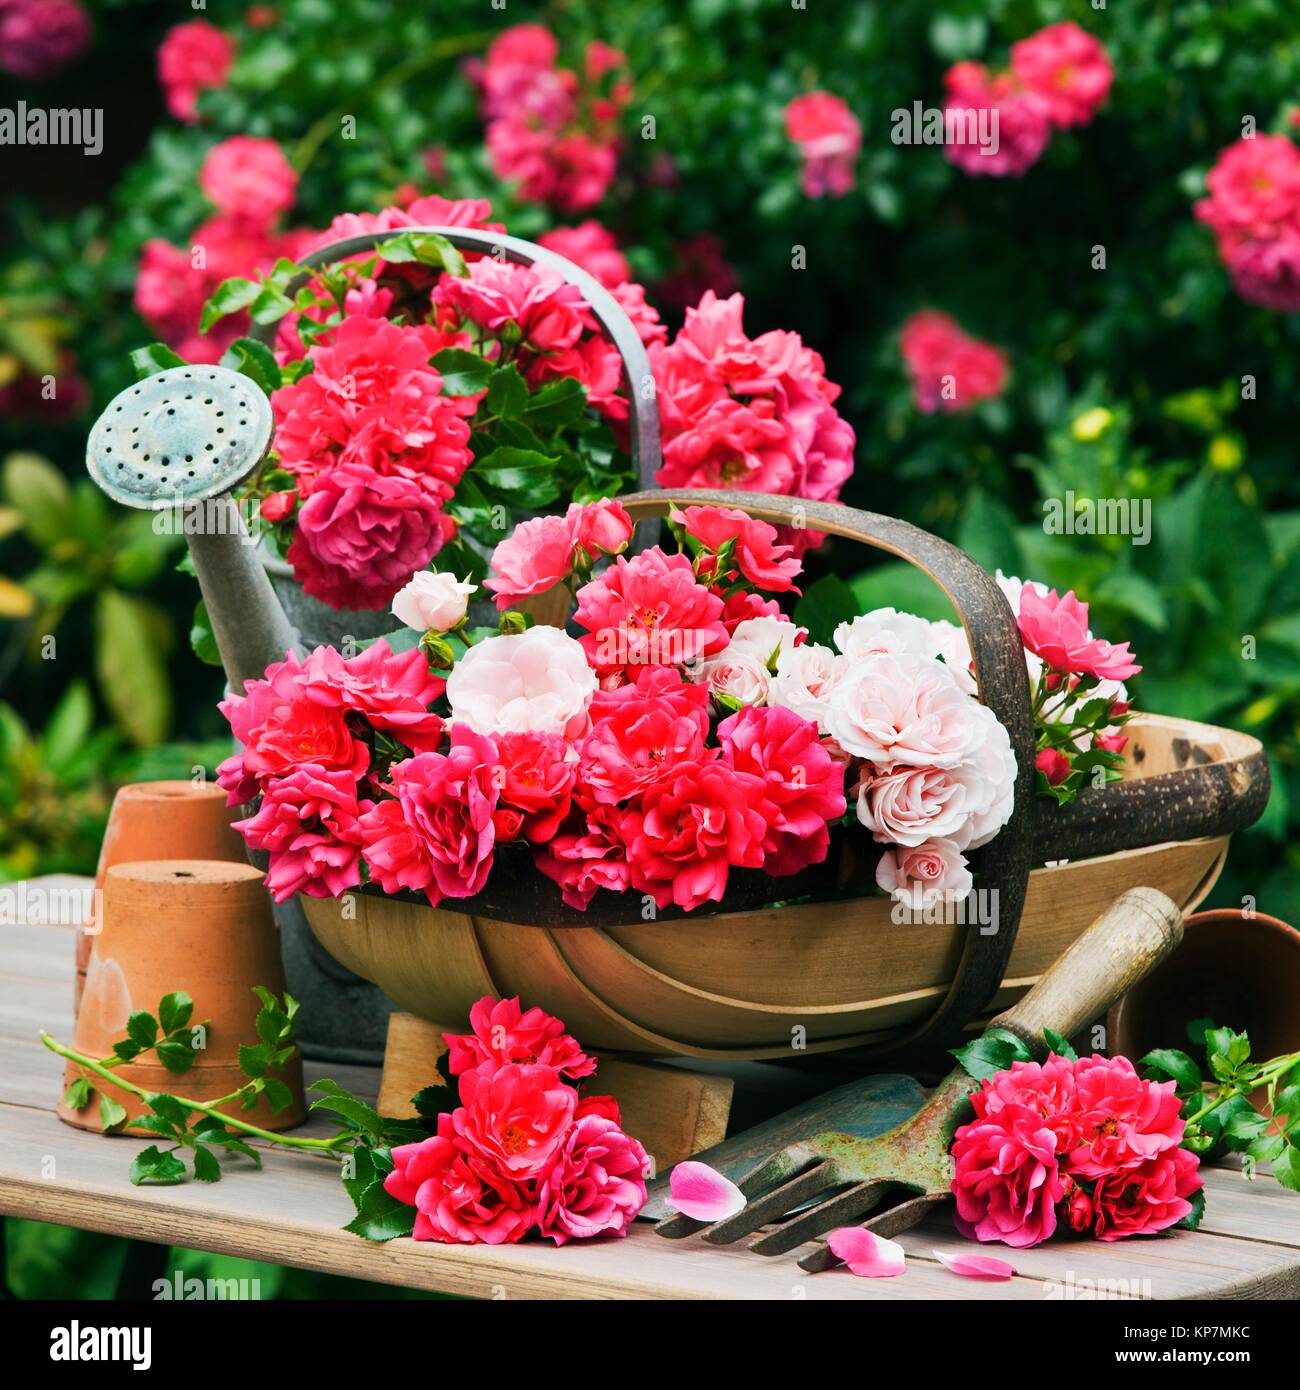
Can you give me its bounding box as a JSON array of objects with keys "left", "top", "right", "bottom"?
[
  {"left": 1035, "top": 747, "right": 1072, "bottom": 786},
  {"left": 391, "top": 570, "right": 476, "bottom": 633},
  {"left": 260, "top": 490, "right": 297, "bottom": 523}
]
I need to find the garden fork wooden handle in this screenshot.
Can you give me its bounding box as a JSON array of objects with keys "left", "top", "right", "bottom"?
[{"left": 986, "top": 887, "right": 1183, "bottom": 1053}]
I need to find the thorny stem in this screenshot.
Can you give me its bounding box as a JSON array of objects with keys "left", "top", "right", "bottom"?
[{"left": 40, "top": 1032, "right": 351, "bottom": 1153}]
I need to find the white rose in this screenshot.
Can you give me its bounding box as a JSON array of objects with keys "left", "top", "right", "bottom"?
[
  {"left": 834, "top": 608, "right": 935, "bottom": 662},
  {"left": 392, "top": 571, "right": 477, "bottom": 632},
  {"left": 769, "top": 642, "right": 848, "bottom": 731},
  {"left": 926, "top": 619, "right": 977, "bottom": 696},
  {"left": 694, "top": 648, "right": 771, "bottom": 708},
  {"left": 876, "top": 839, "right": 972, "bottom": 913},
  {"left": 446, "top": 625, "right": 596, "bottom": 739},
  {"left": 728, "top": 617, "right": 803, "bottom": 667}
]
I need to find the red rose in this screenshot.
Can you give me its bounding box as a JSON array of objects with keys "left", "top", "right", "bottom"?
[{"left": 454, "top": 1062, "right": 577, "bottom": 1181}]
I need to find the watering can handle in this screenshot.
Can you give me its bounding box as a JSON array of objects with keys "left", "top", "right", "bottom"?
[
  {"left": 248, "top": 226, "right": 662, "bottom": 488},
  {"left": 617, "top": 488, "right": 1037, "bottom": 1058}
]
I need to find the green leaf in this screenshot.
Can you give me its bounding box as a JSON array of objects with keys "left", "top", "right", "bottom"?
[
  {"left": 238, "top": 1042, "right": 271, "bottom": 1079},
  {"left": 147, "top": 1092, "right": 191, "bottom": 1126},
  {"left": 129, "top": 1114, "right": 183, "bottom": 1138},
  {"left": 94, "top": 590, "right": 172, "bottom": 746},
  {"left": 129, "top": 1145, "right": 187, "bottom": 1186},
  {"left": 126, "top": 1011, "right": 158, "bottom": 1051},
  {"left": 158, "top": 991, "right": 193, "bottom": 1035},
  {"left": 522, "top": 376, "right": 588, "bottom": 428},
  {"left": 432, "top": 348, "right": 492, "bottom": 396},
  {"left": 341, "top": 1144, "right": 378, "bottom": 1208},
  {"left": 310, "top": 1093, "right": 385, "bottom": 1140},
  {"left": 472, "top": 445, "right": 562, "bottom": 495},
  {"left": 221, "top": 336, "right": 282, "bottom": 395},
  {"left": 129, "top": 342, "right": 186, "bottom": 380},
  {"left": 262, "top": 1078, "right": 294, "bottom": 1115},
  {"left": 99, "top": 1094, "right": 128, "bottom": 1132},
  {"left": 41, "top": 681, "right": 94, "bottom": 779},
  {"left": 1177, "top": 1186, "right": 1206, "bottom": 1232},
  {"left": 1042, "top": 1028, "right": 1077, "bottom": 1061},
  {"left": 200, "top": 277, "right": 262, "bottom": 334},
  {"left": 487, "top": 364, "right": 529, "bottom": 420},
  {"left": 378, "top": 231, "right": 467, "bottom": 276},
  {"left": 411, "top": 1082, "right": 456, "bottom": 1121},
  {"left": 201, "top": 1132, "right": 261, "bottom": 1166},
  {"left": 110, "top": 1038, "right": 143, "bottom": 1064},
  {"left": 63, "top": 1077, "right": 92, "bottom": 1111},
  {"left": 342, "top": 1179, "right": 417, "bottom": 1242},
  {"left": 1273, "top": 1143, "right": 1300, "bottom": 1193},
  {"left": 1140, "top": 1048, "right": 1202, "bottom": 1091},
  {"left": 191, "top": 1145, "right": 222, "bottom": 1183},
  {"left": 155, "top": 1040, "right": 198, "bottom": 1075},
  {"left": 794, "top": 574, "right": 859, "bottom": 648},
  {"left": 2, "top": 452, "right": 73, "bottom": 549},
  {"left": 950, "top": 1028, "right": 1035, "bottom": 1083}
]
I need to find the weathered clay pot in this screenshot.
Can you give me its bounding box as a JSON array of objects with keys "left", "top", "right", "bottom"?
[
  {"left": 1108, "top": 909, "right": 1300, "bottom": 1065},
  {"left": 76, "top": 781, "right": 245, "bottom": 1012},
  {"left": 60, "top": 860, "right": 306, "bottom": 1134}
]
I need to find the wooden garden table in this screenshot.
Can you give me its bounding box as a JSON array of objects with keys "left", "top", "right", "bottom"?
[{"left": 3, "top": 883, "right": 1299, "bottom": 1300}]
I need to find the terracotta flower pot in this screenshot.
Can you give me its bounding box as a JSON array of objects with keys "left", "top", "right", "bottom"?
[
  {"left": 60, "top": 860, "right": 306, "bottom": 1134},
  {"left": 1108, "top": 909, "right": 1300, "bottom": 1066},
  {"left": 76, "top": 781, "right": 246, "bottom": 1012}
]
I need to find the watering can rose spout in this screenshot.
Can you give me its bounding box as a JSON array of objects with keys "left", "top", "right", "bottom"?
[{"left": 85, "top": 364, "right": 303, "bottom": 692}]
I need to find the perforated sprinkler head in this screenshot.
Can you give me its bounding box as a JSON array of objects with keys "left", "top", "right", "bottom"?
[{"left": 86, "top": 365, "right": 273, "bottom": 510}]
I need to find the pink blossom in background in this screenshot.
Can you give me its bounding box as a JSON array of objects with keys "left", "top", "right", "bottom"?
[
  {"left": 157, "top": 18, "right": 235, "bottom": 123},
  {"left": 784, "top": 91, "right": 862, "bottom": 198},
  {"left": 537, "top": 220, "right": 631, "bottom": 289},
  {"left": 898, "top": 309, "right": 1008, "bottom": 413},
  {"left": 1196, "top": 135, "right": 1300, "bottom": 311},
  {"left": 942, "top": 61, "right": 1051, "bottom": 178},
  {"left": 650, "top": 291, "right": 855, "bottom": 529},
  {"left": 1010, "top": 21, "right": 1113, "bottom": 129},
  {"left": 199, "top": 136, "right": 298, "bottom": 226},
  {"left": 0, "top": 0, "right": 91, "bottom": 79}
]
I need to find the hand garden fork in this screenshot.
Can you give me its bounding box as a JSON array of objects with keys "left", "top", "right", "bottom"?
[{"left": 655, "top": 886, "right": 1184, "bottom": 1271}]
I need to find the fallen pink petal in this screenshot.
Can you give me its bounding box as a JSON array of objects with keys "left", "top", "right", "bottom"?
[
  {"left": 826, "top": 1227, "right": 907, "bottom": 1277},
  {"left": 934, "top": 1249, "right": 1017, "bottom": 1281},
  {"left": 667, "top": 1161, "right": 746, "bottom": 1222}
]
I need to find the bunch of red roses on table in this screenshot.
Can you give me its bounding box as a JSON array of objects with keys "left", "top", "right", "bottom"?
[
  {"left": 951, "top": 1051, "right": 1203, "bottom": 1247},
  {"left": 382, "top": 996, "right": 650, "bottom": 1246}
]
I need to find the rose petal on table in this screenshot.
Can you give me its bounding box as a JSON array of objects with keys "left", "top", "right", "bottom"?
[
  {"left": 826, "top": 1227, "right": 907, "bottom": 1277},
  {"left": 667, "top": 1161, "right": 746, "bottom": 1222},
  {"left": 934, "top": 1248, "right": 1017, "bottom": 1281}
]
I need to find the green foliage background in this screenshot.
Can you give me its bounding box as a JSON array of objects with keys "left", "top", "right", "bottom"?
[{"left": 2, "top": 0, "right": 1300, "bottom": 1296}]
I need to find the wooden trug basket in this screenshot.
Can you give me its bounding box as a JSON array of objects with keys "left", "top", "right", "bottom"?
[{"left": 301, "top": 489, "right": 1270, "bottom": 1064}]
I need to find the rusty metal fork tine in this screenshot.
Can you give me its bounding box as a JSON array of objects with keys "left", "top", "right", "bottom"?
[
  {"left": 702, "top": 1160, "right": 835, "bottom": 1245},
  {"left": 746, "top": 1179, "right": 895, "bottom": 1258},
  {"left": 654, "top": 1144, "right": 817, "bottom": 1240},
  {"left": 796, "top": 1193, "right": 943, "bottom": 1273}
]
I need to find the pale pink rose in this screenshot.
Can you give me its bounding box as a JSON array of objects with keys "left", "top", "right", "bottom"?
[
  {"left": 693, "top": 648, "right": 771, "bottom": 709},
  {"left": 825, "top": 650, "right": 986, "bottom": 769},
  {"left": 769, "top": 642, "right": 848, "bottom": 730},
  {"left": 446, "top": 625, "right": 597, "bottom": 739},
  {"left": 875, "top": 838, "right": 972, "bottom": 910},
  {"left": 484, "top": 512, "right": 575, "bottom": 611},
  {"left": 834, "top": 608, "right": 936, "bottom": 662},
  {"left": 727, "top": 616, "right": 802, "bottom": 666},
  {"left": 927, "top": 619, "right": 977, "bottom": 695},
  {"left": 391, "top": 571, "right": 476, "bottom": 631}
]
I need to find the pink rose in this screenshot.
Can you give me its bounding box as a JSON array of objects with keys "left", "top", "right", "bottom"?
[
  {"left": 1011, "top": 22, "right": 1113, "bottom": 129},
  {"left": 199, "top": 136, "right": 298, "bottom": 226},
  {"left": 299, "top": 639, "right": 446, "bottom": 751},
  {"left": 1036, "top": 747, "right": 1071, "bottom": 786},
  {"left": 537, "top": 221, "right": 631, "bottom": 289},
  {"left": 899, "top": 310, "right": 1008, "bottom": 414},
  {"left": 567, "top": 498, "right": 634, "bottom": 562},
  {"left": 534, "top": 804, "right": 631, "bottom": 910},
  {"left": 874, "top": 838, "right": 972, "bottom": 909},
  {"left": 784, "top": 91, "right": 862, "bottom": 198},
  {"left": 673, "top": 505, "right": 803, "bottom": 593},
  {"left": 287, "top": 464, "right": 450, "bottom": 612},
  {"left": 969, "top": 1055, "right": 1081, "bottom": 1152},
  {"left": 1017, "top": 586, "right": 1141, "bottom": 681},
  {"left": 622, "top": 758, "right": 769, "bottom": 911},
  {"left": 357, "top": 727, "right": 499, "bottom": 906},
  {"left": 455, "top": 1061, "right": 577, "bottom": 1180},
  {"left": 951, "top": 1103, "right": 1065, "bottom": 1248},
  {"left": 574, "top": 547, "right": 729, "bottom": 676},
  {"left": 434, "top": 259, "right": 595, "bottom": 352},
  {"left": 484, "top": 513, "right": 576, "bottom": 610},
  {"left": 492, "top": 730, "right": 579, "bottom": 842},
  {"left": 1066, "top": 1054, "right": 1187, "bottom": 1179},
  {"left": 718, "top": 704, "right": 847, "bottom": 875},
  {"left": 443, "top": 995, "right": 596, "bottom": 1079},
  {"left": 942, "top": 63, "right": 1051, "bottom": 178},
  {"left": 580, "top": 700, "right": 707, "bottom": 805},
  {"left": 446, "top": 626, "right": 597, "bottom": 740},
  {"left": 856, "top": 751, "right": 1011, "bottom": 852},
  {"left": 157, "top": 19, "right": 234, "bottom": 123},
  {"left": 1090, "top": 1147, "right": 1202, "bottom": 1241},
  {"left": 233, "top": 764, "right": 369, "bottom": 901},
  {"left": 537, "top": 1115, "right": 650, "bottom": 1244},
  {"left": 384, "top": 1115, "right": 534, "bottom": 1245},
  {"left": 0, "top": 0, "right": 91, "bottom": 81}
]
